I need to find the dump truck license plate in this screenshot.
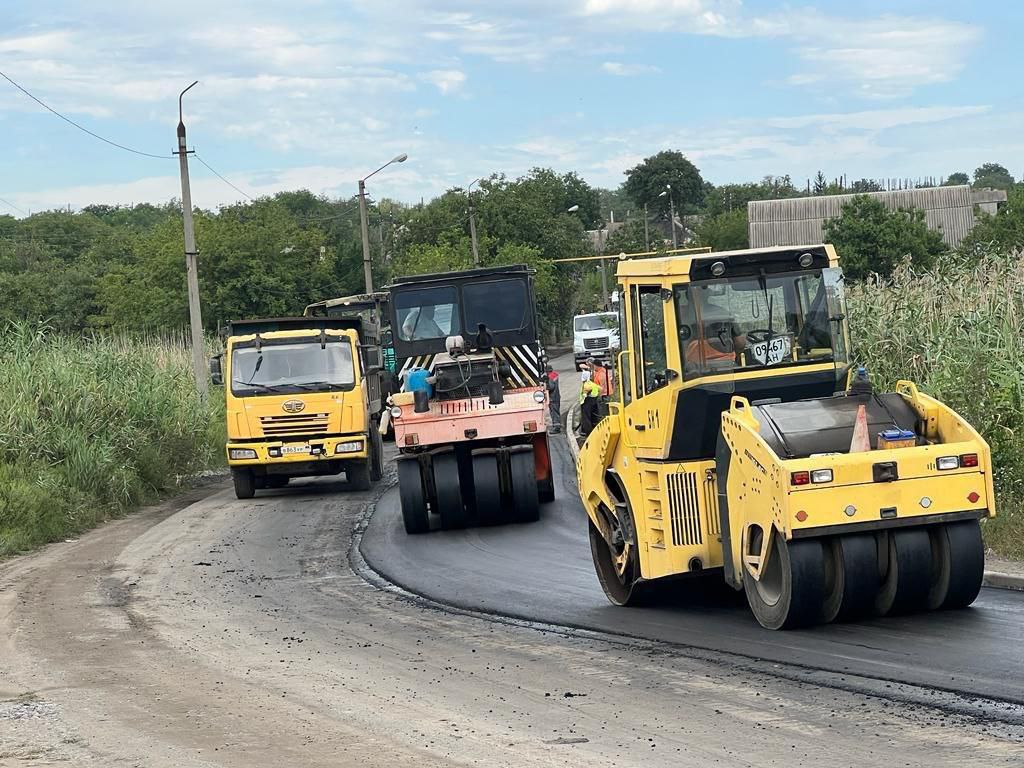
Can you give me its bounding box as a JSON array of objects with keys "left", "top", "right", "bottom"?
[{"left": 281, "top": 444, "right": 311, "bottom": 455}]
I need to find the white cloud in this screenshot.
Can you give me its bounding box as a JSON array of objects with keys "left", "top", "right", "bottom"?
[
  {"left": 601, "top": 61, "right": 660, "bottom": 76},
  {"left": 419, "top": 69, "right": 467, "bottom": 94}
]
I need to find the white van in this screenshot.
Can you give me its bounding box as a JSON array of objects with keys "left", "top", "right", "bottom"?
[{"left": 572, "top": 311, "right": 619, "bottom": 370}]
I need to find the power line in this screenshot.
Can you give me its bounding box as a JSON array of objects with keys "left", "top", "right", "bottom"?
[
  {"left": 0, "top": 70, "right": 171, "bottom": 160},
  {"left": 0, "top": 196, "right": 27, "bottom": 216},
  {"left": 193, "top": 153, "right": 253, "bottom": 200}
]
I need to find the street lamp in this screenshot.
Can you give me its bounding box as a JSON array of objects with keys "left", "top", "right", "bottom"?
[
  {"left": 659, "top": 184, "right": 678, "bottom": 248},
  {"left": 567, "top": 204, "right": 580, "bottom": 213},
  {"left": 359, "top": 153, "right": 408, "bottom": 293},
  {"left": 468, "top": 178, "right": 481, "bottom": 266}
]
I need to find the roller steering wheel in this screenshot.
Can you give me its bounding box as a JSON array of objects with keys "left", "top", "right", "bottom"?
[{"left": 743, "top": 328, "right": 774, "bottom": 344}]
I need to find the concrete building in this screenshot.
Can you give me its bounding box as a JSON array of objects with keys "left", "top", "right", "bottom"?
[{"left": 748, "top": 185, "right": 1007, "bottom": 249}]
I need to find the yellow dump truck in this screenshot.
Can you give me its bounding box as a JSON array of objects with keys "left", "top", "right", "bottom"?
[
  {"left": 577, "top": 244, "right": 994, "bottom": 629},
  {"left": 211, "top": 316, "right": 385, "bottom": 499}
]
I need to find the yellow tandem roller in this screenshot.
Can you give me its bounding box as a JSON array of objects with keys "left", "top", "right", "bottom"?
[{"left": 576, "top": 243, "right": 994, "bottom": 630}]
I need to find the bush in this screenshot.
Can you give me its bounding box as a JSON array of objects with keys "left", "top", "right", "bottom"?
[
  {"left": 824, "top": 195, "right": 947, "bottom": 280},
  {"left": 0, "top": 323, "right": 224, "bottom": 556},
  {"left": 847, "top": 248, "right": 1024, "bottom": 558}
]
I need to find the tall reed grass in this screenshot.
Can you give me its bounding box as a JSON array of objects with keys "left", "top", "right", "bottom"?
[
  {"left": 0, "top": 323, "right": 223, "bottom": 556},
  {"left": 848, "top": 247, "right": 1024, "bottom": 558}
]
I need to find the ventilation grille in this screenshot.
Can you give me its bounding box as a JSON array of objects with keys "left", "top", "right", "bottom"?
[
  {"left": 260, "top": 413, "right": 330, "bottom": 437},
  {"left": 667, "top": 471, "right": 703, "bottom": 547},
  {"left": 583, "top": 336, "right": 609, "bottom": 350}
]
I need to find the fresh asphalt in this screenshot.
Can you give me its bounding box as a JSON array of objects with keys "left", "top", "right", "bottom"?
[{"left": 362, "top": 354, "right": 1024, "bottom": 706}]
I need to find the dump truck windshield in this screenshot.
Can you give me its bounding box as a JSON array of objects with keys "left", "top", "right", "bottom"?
[
  {"left": 675, "top": 268, "right": 847, "bottom": 378},
  {"left": 395, "top": 286, "right": 460, "bottom": 342},
  {"left": 231, "top": 340, "right": 355, "bottom": 396}
]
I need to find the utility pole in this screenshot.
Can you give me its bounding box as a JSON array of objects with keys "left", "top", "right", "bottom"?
[
  {"left": 467, "top": 178, "right": 481, "bottom": 266},
  {"left": 358, "top": 153, "right": 408, "bottom": 295},
  {"left": 358, "top": 179, "right": 373, "bottom": 294},
  {"left": 667, "top": 183, "right": 678, "bottom": 249},
  {"left": 597, "top": 227, "right": 609, "bottom": 310},
  {"left": 174, "top": 80, "right": 207, "bottom": 402},
  {"left": 643, "top": 203, "right": 650, "bottom": 250}
]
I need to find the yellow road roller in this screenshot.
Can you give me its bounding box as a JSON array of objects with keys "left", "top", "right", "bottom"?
[{"left": 577, "top": 244, "right": 995, "bottom": 629}]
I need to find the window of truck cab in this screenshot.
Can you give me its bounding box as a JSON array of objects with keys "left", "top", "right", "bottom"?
[
  {"left": 230, "top": 338, "right": 356, "bottom": 396},
  {"left": 463, "top": 278, "right": 530, "bottom": 333},
  {"left": 673, "top": 268, "right": 848, "bottom": 380},
  {"left": 394, "top": 286, "right": 460, "bottom": 342}
]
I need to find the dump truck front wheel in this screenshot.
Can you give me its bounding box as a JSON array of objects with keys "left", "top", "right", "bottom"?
[
  {"left": 347, "top": 459, "right": 372, "bottom": 491},
  {"left": 232, "top": 469, "right": 256, "bottom": 500},
  {"left": 743, "top": 532, "right": 825, "bottom": 630}
]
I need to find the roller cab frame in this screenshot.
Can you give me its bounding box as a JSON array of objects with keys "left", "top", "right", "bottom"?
[
  {"left": 214, "top": 315, "right": 387, "bottom": 499},
  {"left": 577, "top": 243, "right": 995, "bottom": 629},
  {"left": 385, "top": 265, "right": 555, "bottom": 534}
]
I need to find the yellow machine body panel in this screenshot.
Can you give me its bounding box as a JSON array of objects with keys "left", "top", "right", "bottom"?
[{"left": 224, "top": 328, "right": 370, "bottom": 470}]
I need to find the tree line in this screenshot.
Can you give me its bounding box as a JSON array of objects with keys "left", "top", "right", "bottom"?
[{"left": 3, "top": 155, "right": 1022, "bottom": 340}]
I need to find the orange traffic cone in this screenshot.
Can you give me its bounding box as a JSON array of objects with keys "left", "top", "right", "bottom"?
[{"left": 850, "top": 404, "right": 871, "bottom": 453}]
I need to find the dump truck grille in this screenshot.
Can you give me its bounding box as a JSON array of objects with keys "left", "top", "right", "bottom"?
[
  {"left": 583, "top": 336, "right": 609, "bottom": 350},
  {"left": 260, "top": 413, "right": 330, "bottom": 437},
  {"left": 667, "top": 471, "right": 703, "bottom": 547}
]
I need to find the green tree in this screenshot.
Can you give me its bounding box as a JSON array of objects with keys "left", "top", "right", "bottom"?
[
  {"left": 603, "top": 219, "right": 651, "bottom": 255},
  {"left": 812, "top": 171, "right": 828, "bottom": 195},
  {"left": 702, "top": 176, "right": 800, "bottom": 217},
  {"left": 823, "top": 195, "right": 947, "bottom": 280},
  {"left": 961, "top": 185, "right": 1024, "bottom": 253},
  {"left": 944, "top": 172, "right": 970, "bottom": 186},
  {"left": 695, "top": 209, "right": 748, "bottom": 251},
  {"left": 596, "top": 186, "right": 635, "bottom": 224},
  {"left": 623, "top": 150, "right": 705, "bottom": 216},
  {"left": 849, "top": 179, "right": 883, "bottom": 193},
  {"left": 973, "top": 163, "right": 1015, "bottom": 190}
]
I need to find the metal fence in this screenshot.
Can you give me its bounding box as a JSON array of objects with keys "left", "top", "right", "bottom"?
[{"left": 748, "top": 185, "right": 1006, "bottom": 249}]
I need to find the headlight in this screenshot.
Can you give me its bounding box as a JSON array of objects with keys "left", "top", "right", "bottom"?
[
  {"left": 229, "top": 448, "right": 257, "bottom": 460},
  {"left": 390, "top": 405, "right": 402, "bottom": 418},
  {"left": 532, "top": 390, "right": 546, "bottom": 403},
  {"left": 937, "top": 456, "right": 960, "bottom": 471},
  {"left": 335, "top": 441, "right": 363, "bottom": 454}
]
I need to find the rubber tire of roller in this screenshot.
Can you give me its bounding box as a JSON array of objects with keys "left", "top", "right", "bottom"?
[
  {"left": 743, "top": 534, "right": 826, "bottom": 630},
  {"left": 232, "top": 469, "right": 256, "bottom": 499},
  {"left": 397, "top": 459, "right": 429, "bottom": 534},
  {"left": 927, "top": 520, "right": 985, "bottom": 610},
  {"left": 588, "top": 519, "right": 644, "bottom": 607},
  {"left": 509, "top": 449, "right": 540, "bottom": 524},
  {"left": 472, "top": 453, "right": 503, "bottom": 526},
  {"left": 874, "top": 528, "right": 932, "bottom": 616},
  {"left": 822, "top": 533, "right": 880, "bottom": 623},
  {"left": 434, "top": 452, "right": 468, "bottom": 530}
]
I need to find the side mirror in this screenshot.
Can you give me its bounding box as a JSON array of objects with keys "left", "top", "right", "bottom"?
[
  {"left": 362, "top": 345, "right": 382, "bottom": 371},
  {"left": 209, "top": 355, "right": 224, "bottom": 386}
]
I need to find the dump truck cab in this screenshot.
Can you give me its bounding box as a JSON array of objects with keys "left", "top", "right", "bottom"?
[
  {"left": 214, "top": 315, "right": 386, "bottom": 499},
  {"left": 578, "top": 244, "right": 995, "bottom": 629}
]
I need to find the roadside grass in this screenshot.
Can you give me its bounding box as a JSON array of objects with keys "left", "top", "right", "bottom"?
[
  {"left": 848, "top": 247, "right": 1024, "bottom": 559},
  {"left": 0, "top": 323, "right": 224, "bottom": 557}
]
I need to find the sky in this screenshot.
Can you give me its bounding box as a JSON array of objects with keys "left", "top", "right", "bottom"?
[{"left": 1, "top": 0, "right": 1023, "bottom": 216}]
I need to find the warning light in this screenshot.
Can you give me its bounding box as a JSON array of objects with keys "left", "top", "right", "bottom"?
[{"left": 967, "top": 491, "right": 980, "bottom": 504}]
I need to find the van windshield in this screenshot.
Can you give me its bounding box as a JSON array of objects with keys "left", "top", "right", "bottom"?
[
  {"left": 575, "top": 313, "right": 617, "bottom": 332},
  {"left": 675, "top": 268, "right": 848, "bottom": 379},
  {"left": 231, "top": 340, "right": 355, "bottom": 396}
]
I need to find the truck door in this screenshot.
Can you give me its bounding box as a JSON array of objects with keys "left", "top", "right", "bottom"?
[{"left": 623, "top": 284, "right": 675, "bottom": 456}]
